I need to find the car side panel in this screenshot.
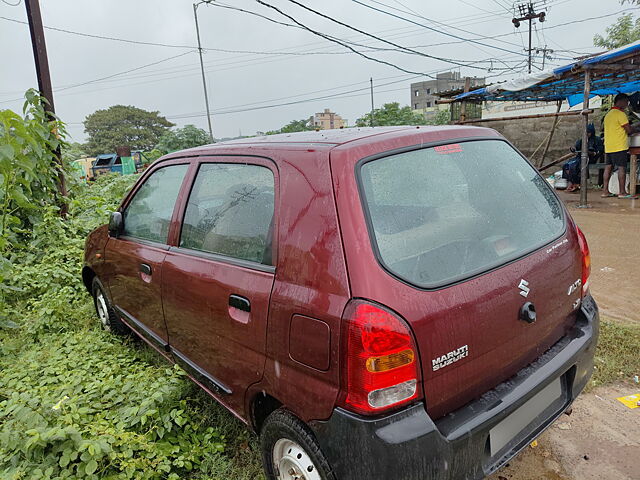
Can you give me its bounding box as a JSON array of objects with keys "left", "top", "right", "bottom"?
[{"left": 247, "top": 148, "right": 351, "bottom": 424}]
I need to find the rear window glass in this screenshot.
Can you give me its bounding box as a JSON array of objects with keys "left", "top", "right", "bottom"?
[{"left": 359, "top": 140, "right": 564, "bottom": 288}]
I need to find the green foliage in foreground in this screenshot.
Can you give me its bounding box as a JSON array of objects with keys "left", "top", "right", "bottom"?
[
  {"left": 0, "top": 331, "right": 223, "bottom": 479},
  {"left": 0, "top": 174, "right": 263, "bottom": 479}
]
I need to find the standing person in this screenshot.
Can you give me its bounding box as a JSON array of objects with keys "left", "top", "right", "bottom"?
[{"left": 602, "top": 93, "right": 640, "bottom": 198}]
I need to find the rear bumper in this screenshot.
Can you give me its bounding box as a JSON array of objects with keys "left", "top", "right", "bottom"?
[{"left": 311, "top": 295, "right": 599, "bottom": 480}]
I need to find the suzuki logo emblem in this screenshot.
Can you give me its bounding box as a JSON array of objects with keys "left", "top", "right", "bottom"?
[{"left": 518, "top": 279, "right": 530, "bottom": 298}]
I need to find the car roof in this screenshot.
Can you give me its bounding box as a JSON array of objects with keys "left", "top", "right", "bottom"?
[{"left": 160, "top": 125, "right": 500, "bottom": 161}]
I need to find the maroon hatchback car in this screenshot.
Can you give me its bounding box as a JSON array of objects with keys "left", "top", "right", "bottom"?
[{"left": 83, "top": 126, "right": 598, "bottom": 480}]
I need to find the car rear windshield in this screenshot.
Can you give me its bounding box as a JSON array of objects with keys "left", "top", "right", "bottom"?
[{"left": 359, "top": 139, "right": 564, "bottom": 288}]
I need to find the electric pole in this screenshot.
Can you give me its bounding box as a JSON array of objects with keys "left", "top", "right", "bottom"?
[
  {"left": 536, "top": 46, "right": 554, "bottom": 70},
  {"left": 370, "top": 77, "right": 375, "bottom": 127},
  {"left": 25, "top": 0, "right": 68, "bottom": 216},
  {"left": 194, "top": 1, "right": 214, "bottom": 143},
  {"left": 512, "top": 2, "right": 547, "bottom": 74}
]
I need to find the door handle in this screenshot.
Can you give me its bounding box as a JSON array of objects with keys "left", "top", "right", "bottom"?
[
  {"left": 139, "top": 263, "right": 152, "bottom": 275},
  {"left": 229, "top": 295, "right": 251, "bottom": 312}
]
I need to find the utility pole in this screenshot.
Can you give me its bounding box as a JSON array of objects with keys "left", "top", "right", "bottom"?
[
  {"left": 25, "top": 0, "right": 68, "bottom": 216},
  {"left": 512, "top": 2, "right": 547, "bottom": 74},
  {"left": 194, "top": 1, "right": 214, "bottom": 143},
  {"left": 536, "top": 46, "right": 554, "bottom": 70},
  {"left": 370, "top": 77, "right": 375, "bottom": 127}
]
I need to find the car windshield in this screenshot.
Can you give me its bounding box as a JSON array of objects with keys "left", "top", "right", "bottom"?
[{"left": 359, "top": 139, "right": 564, "bottom": 288}]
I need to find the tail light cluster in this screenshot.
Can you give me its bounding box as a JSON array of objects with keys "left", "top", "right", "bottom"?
[
  {"left": 575, "top": 226, "right": 591, "bottom": 296},
  {"left": 339, "top": 300, "right": 421, "bottom": 415}
]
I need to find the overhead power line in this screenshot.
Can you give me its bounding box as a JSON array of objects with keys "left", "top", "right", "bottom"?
[
  {"left": 277, "top": 0, "right": 509, "bottom": 66},
  {"left": 351, "top": 0, "right": 527, "bottom": 57},
  {"left": 252, "top": 1, "right": 434, "bottom": 77},
  {"left": 0, "top": 12, "right": 508, "bottom": 65},
  {"left": 365, "top": 0, "right": 522, "bottom": 49},
  {"left": 0, "top": 51, "right": 195, "bottom": 104},
  {"left": 255, "top": 0, "right": 494, "bottom": 74}
]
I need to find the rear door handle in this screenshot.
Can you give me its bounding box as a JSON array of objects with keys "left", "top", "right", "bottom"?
[
  {"left": 139, "top": 263, "right": 152, "bottom": 275},
  {"left": 229, "top": 295, "right": 251, "bottom": 312}
]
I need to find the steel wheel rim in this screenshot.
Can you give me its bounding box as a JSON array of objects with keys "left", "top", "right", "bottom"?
[
  {"left": 95, "top": 291, "right": 111, "bottom": 331},
  {"left": 272, "top": 438, "right": 321, "bottom": 480}
]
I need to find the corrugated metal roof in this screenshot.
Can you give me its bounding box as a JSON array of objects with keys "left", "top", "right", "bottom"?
[{"left": 454, "top": 41, "right": 640, "bottom": 105}]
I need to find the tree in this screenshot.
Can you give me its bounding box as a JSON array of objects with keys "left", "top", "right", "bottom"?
[
  {"left": 593, "top": 13, "right": 640, "bottom": 49},
  {"left": 83, "top": 105, "right": 173, "bottom": 155},
  {"left": 265, "top": 118, "right": 313, "bottom": 135},
  {"left": 426, "top": 109, "right": 450, "bottom": 126},
  {"left": 61, "top": 142, "right": 87, "bottom": 162},
  {"left": 355, "top": 102, "right": 427, "bottom": 127},
  {"left": 156, "top": 124, "right": 211, "bottom": 153}
]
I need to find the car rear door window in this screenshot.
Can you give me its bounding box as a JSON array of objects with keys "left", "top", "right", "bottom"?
[
  {"left": 122, "top": 164, "right": 189, "bottom": 244},
  {"left": 180, "top": 163, "right": 275, "bottom": 265},
  {"left": 359, "top": 140, "right": 564, "bottom": 288}
]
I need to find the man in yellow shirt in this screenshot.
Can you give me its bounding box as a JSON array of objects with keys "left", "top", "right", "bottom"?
[{"left": 602, "top": 93, "right": 640, "bottom": 198}]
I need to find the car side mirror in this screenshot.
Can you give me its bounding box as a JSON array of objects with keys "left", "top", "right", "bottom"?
[{"left": 108, "top": 211, "right": 123, "bottom": 237}]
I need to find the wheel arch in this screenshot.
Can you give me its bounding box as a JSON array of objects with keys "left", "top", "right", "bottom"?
[
  {"left": 82, "top": 266, "right": 96, "bottom": 293},
  {"left": 251, "top": 392, "right": 283, "bottom": 433}
]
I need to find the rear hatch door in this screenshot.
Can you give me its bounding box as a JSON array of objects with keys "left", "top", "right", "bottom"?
[{"left": 343, "top": 138, "right": 583, "bottom": 419}]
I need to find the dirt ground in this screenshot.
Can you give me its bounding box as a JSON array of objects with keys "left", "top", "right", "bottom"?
[
  {"left": 487, "top": 190, "right": 640, "bottom": 480},
  {"left": 560, "top": 191, "right": 640, "bottom": 324},
  {"left": 488, "top": 385, "right": 639, "bottom": 480}
]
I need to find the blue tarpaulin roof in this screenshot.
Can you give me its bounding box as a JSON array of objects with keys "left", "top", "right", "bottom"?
[{"left": 454, "top": 41, "right": 640, "bottom": 106}]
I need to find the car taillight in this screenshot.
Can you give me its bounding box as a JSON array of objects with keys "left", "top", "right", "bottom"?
[
  {"left": 339, "top": 300, "right": 421, "bottom": 415},
  {"left": 575, "top": 226, "right": 591, "bottom": 296}
]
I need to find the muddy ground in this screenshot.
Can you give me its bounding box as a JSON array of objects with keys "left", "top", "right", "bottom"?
[
  {"left": 561, "top": 191, "right": 640, "bottom": 324},
  {"left": 488, "top": 191, "right": 640, "bottom": 480},
  {"left": 487, "top": 385, "right": 639, "bottom": 480}
]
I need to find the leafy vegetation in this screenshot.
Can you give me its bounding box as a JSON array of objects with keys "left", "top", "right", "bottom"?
[
  {"left": 0, "top": 171, "right": 264, "bottom": 480},
  {"left": 265, "top": 118, "right": 313, "bottom": 135},
  {"left": 0, "top": 95, "right": 264, "bottom": 479},
  {"left": 593, "top": 13, "right": 640, "bottom": 49},
  {"left": 591, "top": 318, "right": 640, "bottom": 389},
  {"left": 0, "top": 90, "right": 70, "bottom": 325},
  {"left": 355, "top": 102, "right": 427, "bottom": 127},
  {"left": 156, "top": 124, "right": 211, "bottom": 154},
  {"left": 83, "top": 106, "right": 174, "bottom": 156}
]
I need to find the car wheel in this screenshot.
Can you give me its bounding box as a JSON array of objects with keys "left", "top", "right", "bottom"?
[
  {"left": 92, "top": 278, "right": 128, "bottom": 335},
  {"left": 260, "top": 409, "right": 335, "bottom": 480}
]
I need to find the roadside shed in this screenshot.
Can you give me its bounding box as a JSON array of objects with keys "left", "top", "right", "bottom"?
[{"left": 451, "top": 41, "right": 640, "bottom": 207}]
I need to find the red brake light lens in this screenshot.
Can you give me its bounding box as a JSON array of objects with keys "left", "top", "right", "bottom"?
[
  {"left": 575, "top": 226, "right": 590, "bottom": 296},
  {"left": 339, "top": 300, "right": 421, "bottom": 415}
]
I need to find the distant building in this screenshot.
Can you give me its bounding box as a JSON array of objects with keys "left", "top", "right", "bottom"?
[
  {"left": 311, "top": 109, "right": 347, "bottom": 130},
  {"left": 410, "top": 72, "right": 484, "bottom": 120}
]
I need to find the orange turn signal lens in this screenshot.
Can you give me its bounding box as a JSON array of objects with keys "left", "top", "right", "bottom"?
[{"left": 366, "top": 349, "right": 415, "bottom": 373}]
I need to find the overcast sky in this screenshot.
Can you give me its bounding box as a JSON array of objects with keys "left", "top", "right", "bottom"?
[{"left": 0, "top": 0, "right": 633, "bottom": 141}]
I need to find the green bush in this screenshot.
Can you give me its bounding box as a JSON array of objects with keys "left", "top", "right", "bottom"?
[
  {"left": 0, "top": 96, "right": 259, "bottom": 478},
  {"left": 0, "top": 332, "right": 224, "bottom": 479}
]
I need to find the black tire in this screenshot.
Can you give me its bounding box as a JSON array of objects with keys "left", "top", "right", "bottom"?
[
  {"left": 92, "top": 278, "right": 129, "bottom": 336},
  {"left": 260, "top": 409, "right": 335, "bottom": 480}
]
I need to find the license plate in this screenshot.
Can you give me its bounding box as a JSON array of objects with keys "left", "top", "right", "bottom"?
[{"left": 489, "top": 378, "right": 562, "bottom": 457}]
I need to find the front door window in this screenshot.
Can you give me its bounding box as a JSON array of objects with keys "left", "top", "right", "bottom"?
[{"left": 123, "top": 165, "right": 189, "bottom": 244}]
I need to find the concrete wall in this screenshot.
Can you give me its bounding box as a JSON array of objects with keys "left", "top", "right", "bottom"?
[{"left": 471, "top": 109, "right": 602, "bottom": 165}]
